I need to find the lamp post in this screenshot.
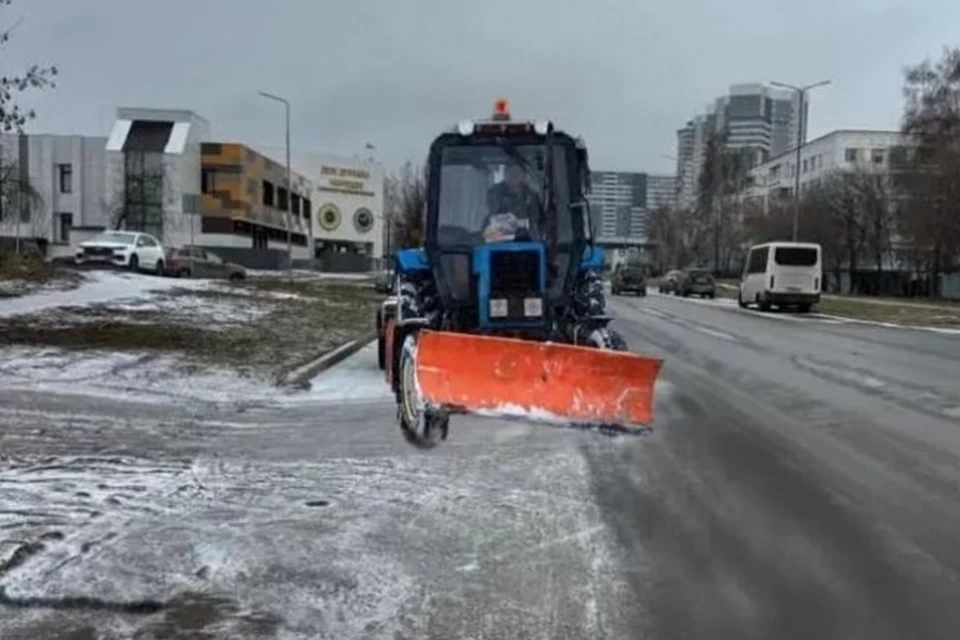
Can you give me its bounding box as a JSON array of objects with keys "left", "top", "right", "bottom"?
[
  {"left": 257, "top": 90, "right": 293, "bottom": 277},
  {"left": 770, "top": 79, "right": 831, "bottom": 241}
]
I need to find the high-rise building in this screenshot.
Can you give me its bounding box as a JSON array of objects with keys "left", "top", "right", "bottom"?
[
  {"left": 676, "top": 83, "right": 806, "bottom": 205},
  {"left": 713, "top": 84, "right": 802, "bottom": 165},
  {"left": 676, "top": 112, "right": 716, "bottom": 207},
  {"left": 587, "top": 171, "right": 648, "bottom": 241},
  {"left": 646, "top": 175, "right": 677, "bottom": 211}
]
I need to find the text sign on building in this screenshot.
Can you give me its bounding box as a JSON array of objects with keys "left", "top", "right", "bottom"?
[{"left": 319, "top": 165, "right": 373, "bottom": 195}]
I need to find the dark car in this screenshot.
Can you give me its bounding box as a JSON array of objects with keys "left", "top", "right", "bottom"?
[
  {"left": 679, "top": 268, "right": 716, "bottom": 298},
  {"left": 611, "top": 262, "right": 647, "bottom": 296},
  {"left": 164, "top": 246, "right": 246, "bottom": 280},
  {"left": 659, "top": 269, "right": 683, "bottom": 294}
]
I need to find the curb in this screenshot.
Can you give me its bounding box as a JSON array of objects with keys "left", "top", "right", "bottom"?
[{"left": 281, "top": 331, "right": 378, "bottom": 388}]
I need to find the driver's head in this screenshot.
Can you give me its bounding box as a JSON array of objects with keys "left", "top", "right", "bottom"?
[{"left": 503, "top": 162, "right": 524, "bottom": 188}]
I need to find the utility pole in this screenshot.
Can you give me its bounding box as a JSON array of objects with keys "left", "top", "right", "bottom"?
[
  {"left": 770, "top": 79, "right": 831, "bottom": 241},
  {"left": 257, "top": 91, "right": 293, "bottom": 279}
]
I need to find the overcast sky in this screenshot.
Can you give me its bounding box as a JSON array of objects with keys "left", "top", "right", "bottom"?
[{"left": 6, "top": 0, "right": 956, "bottom": 174}]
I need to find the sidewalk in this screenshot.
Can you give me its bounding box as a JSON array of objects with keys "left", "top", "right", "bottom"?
[{"left": 715, "top": 283, "right": 958, "bottom": 311}]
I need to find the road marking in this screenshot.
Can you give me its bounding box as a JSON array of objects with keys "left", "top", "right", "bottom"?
[
  {"left": 637, "top": 307, "right": 670, "bottom": 319},
  {"left": 691, "top": 326, "right": 736, "bottom": 342}
]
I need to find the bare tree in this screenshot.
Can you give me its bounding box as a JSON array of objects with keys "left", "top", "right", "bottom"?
[
  {"left": 104, "top": 161, "right": 181, "bottom": 241},
  {"left": 386, "top": 161, "right": 425, "bottom": 250},
  {"left": 698, "top": 130, "right": 754, "bottom": 274},
  {"left": 0, "top": 0, "right": 57, "bottom": 132},
  {"left": 895, "top": 45, "right": 960, "bottom": 296},
  {"left": 0, "top": 157, "right": 43, "bottom": 253}
]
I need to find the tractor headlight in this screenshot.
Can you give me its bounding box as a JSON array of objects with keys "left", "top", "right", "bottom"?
[
  {"left": 523, "top": 297, "right": 543, "bottom": 317},
  {"left": 490, "top": 298, "right": 508, "bottom": 318}
]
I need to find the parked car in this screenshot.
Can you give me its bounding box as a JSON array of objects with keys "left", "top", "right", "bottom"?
[
  {"left": 679, "top": 268, "right": 716, "bottom": 298},
  {"left": 75, "top": 230, "right": 165, "bottom": 274},
  {"left": 658, "top": 269, "right": 683, "bottom": 294},
  {"left": 611, "top": 262, "right": 647, "bottom": 296},
  {"left": 164, "top": 246, "right": 246, "bottom": 280}
]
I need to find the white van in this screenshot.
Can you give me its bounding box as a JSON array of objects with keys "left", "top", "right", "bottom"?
[{"left": 738, "top": 241, "right": 822, "bottom": 312}]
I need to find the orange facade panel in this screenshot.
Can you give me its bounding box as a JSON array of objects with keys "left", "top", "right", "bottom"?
[{"left": 201, "top": 142, "right": 309, "bottom": 232}]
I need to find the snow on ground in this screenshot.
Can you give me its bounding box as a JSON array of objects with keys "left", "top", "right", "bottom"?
[
  {"left": 0, "top": 271, "right": 215, "bottom": 319},
  {"left": 0, "top": 436, "right": 620, "bottom": 638},
  {"left": 290, "top": 341, "right": 391, "bottom": 404},
  {"left": 42, "top": 290, "right": 274, "bottom": 328},
  {"left": 0, "top": 347, "right": 292, "bottom": 407},
  {"left": 0, "top": 272, "right": 84, "bottom": 299},
  {"left": 246, "top": 268, "right": 374, "bottom": 281}
]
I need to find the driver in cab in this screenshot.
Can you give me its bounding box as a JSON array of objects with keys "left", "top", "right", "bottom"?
[{"left": 482, "top": 161, "right": 543, "bottom": 243}]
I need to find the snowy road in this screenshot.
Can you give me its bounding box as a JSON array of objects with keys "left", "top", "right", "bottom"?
[{"left": 3, "top": 293, "right": 960, "bottom": 638}]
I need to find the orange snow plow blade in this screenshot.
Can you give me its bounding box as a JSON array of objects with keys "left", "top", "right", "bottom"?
[{"left": 416, "top": 330, "right": 664, "bottom": 428}]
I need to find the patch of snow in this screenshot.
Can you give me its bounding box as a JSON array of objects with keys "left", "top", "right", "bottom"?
[
  {"left": 246, "top": 269, "right": 373, "bottom": 281},
  {"left": 0, "top": 271, "right": 214, "bottom": 319},
  {"left": 289, "top": 341, "right": 391, "bottom": 404},
  {"left": 811, "top": 312, "right": 960, "bottom": 335},
  {"left": 87, "top": 292, "right": 272, "bottom": 327},
  {"left": 0, "top": 346, "right": 285, "bottom": 407}
]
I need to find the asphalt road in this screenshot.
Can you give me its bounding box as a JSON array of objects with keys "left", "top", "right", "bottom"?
[{"left": 2, "top": 292, "right": 960, "bottom": 639}]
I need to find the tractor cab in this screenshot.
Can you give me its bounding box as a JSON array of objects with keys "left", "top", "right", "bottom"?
[{"left": 423, "top": 99, "right": 592, "bottom": 330}]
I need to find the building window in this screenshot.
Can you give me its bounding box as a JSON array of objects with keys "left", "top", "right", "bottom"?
[
  {"left": 58, "top": 164, "right": 73, "bottom": 193},
  {"left": 262, "top": 180, "right": 274, "bottom": 207},
  {"left": 57, "top": 212, "right": 73, "bottom": 243},
  {"left": 844, "top": 148, "right": 858, "bottom": 162},
  {"left": 201, "top": 169, "right": 215, "bottom": 194},
  {"left": 303, "top": 197, "right": 311, "bottom": 220},
  {"left": 872, "top": 149, "right": 884, "bottom": 164},
  {"left": 123, "top": 151, "right": 165, "bottom": 238},
  {"left": 290, "top": 193, "right": 301, "bottom": 216},
  {"left": 802, "top": 158, "right": 808, "bottom": 173},
  {"left": 277, "top": 187, "right": 289, "bottom": 212}
]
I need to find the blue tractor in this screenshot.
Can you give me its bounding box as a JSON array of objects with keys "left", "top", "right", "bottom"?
[{"left": 377, "top": 100, "right": 662, "bottom": 448}]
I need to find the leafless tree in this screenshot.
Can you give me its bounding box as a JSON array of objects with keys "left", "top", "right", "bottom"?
[
  {"left": 0, "top": 0, "right": 57, "bottom": 132},
  {"left": 0, "top": 157, "right": 43, "bottom": 253},
  {"left": 104, "top": 162, "right": 181, "bottom": 241},
  {"left": 697, "top": 130, "right": 754, "bottom": 274},
  {"left": 894, "top": 45, "right": 960, "bottom": 295},
  {"left": 385, "top": 161, "right": 425, "bottom": 250}
]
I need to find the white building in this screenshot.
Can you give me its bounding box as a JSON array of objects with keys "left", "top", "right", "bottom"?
[
  {"left": 254, "top": 147, "right": 385, "bottom": 270},
  {"left": 0, "top": 133, "right": 108, "bottom": 257},
  {"left": 105, "top": 108, "right": 210, "bottom": 250},
  {"left": 744, "top": 129, "right": 906, "bottom": 210}
]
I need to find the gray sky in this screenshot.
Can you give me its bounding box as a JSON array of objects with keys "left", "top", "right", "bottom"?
[{"left": 7, "top": 0, "right": 956, "bottom": 174}]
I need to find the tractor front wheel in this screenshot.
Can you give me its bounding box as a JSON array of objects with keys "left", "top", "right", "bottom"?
[
  {"left": 397, "top": 333, "right": 448, "bottom": 449},
  {"left": 584, "top": 327, "right": 628, "bottom": 352}
]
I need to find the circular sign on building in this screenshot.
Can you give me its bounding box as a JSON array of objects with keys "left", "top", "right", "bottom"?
[
  {"left": 318, "top": 203, "right": 341, "bottom": 231},
  {"left": 353, "top": 207, "right": 374, "bottom": 234}
]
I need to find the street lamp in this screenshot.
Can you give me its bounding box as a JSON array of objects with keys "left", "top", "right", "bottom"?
[
  {"left": 770, "top": 79, "right": 831, "bottom": 241},
  {"left": 257, "top": 90, "right": 293, "bottom": 277}
]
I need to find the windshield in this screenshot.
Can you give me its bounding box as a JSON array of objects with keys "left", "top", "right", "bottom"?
[
  {"left": 92, "top": 232, "right": 137, "bottom": 245},
  {"left": 436, "top": 143, "right": 572, "bottom": 247},
  {"left": 774, "top": 247, "right": 818, "bottom": 266}
]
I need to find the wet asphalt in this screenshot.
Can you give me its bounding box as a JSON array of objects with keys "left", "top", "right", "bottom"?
[{"left": 1, "top": 290, "right": 959, "bottom": 639}]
